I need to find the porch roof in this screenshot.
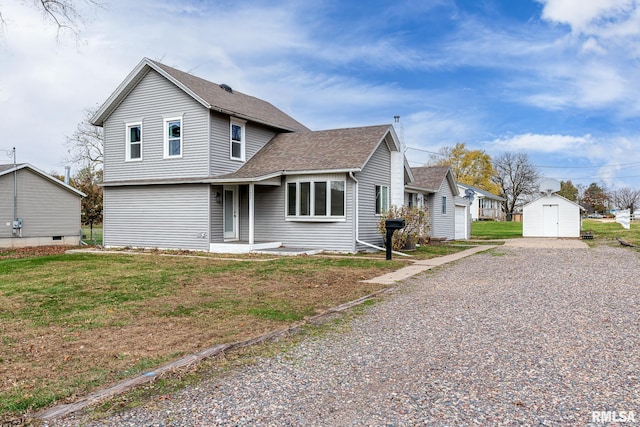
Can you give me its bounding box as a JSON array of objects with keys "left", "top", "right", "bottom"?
[{"left": 216, "top": 124, "right": 396, "bottom": 180}]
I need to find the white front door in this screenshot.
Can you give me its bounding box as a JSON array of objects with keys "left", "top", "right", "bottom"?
[
  {"left": 543, "top": 204, "right": 559, "bottom": 237},
  {"left": 223, "top": 186, "right": 239, "bottom": 240}
]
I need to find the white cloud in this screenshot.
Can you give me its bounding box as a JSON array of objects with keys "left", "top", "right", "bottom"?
[
  {"left": 490, "top": 133, "right": 593, "bottom": 153},
  {"left": 538, "top": 0, "right": 637, "bottom": 35}
]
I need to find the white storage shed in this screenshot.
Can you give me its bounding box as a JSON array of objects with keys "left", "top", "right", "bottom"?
[{"left": 523, "top": 193, "right": 583, "bottom": 238}]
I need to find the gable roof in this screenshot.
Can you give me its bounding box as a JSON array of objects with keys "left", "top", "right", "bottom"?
[
  {"left": 457, "top": 182, "right": 505, "bottom": 201},
  {"left": 215, "top": 124, "right": 400, "bottom": 181},
  {"left": 407, "top": 166, "right": 459, "bottom": 195},
  {"left": 92, "top": 58, "right": 309, "bottom": 132},
  {"left": 524, "top": 193, "right": 585, "bottom": 210},
  {"left": 0, "top": 164, "right": 85, "bottom": 197}
]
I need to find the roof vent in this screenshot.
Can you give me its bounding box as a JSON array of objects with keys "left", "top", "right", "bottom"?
[{"left": 219, "top": 83, "right": 233, "bottom": 93}]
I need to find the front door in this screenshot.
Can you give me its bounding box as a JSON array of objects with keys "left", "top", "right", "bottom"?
[{"left": 223, "top": 186, "right": 239, "bottom": 240}]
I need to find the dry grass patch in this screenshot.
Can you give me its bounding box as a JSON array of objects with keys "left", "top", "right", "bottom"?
[{"left": 0, "top": 250, "right": 401, "bottom": 419}]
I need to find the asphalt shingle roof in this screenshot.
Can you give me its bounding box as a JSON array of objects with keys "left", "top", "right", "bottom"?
[
  {"left": 150, "top": 60, "right": 309, "bottom": 132},
  {"left": 218, "top": 125, "right": 393, "bottom": 179},
  {"left": 409, "top": 166, "right": 451, "bottom": 192}
]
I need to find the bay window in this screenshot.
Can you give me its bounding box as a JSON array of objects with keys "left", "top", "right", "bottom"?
[{"left": 287, "top": 179, "right": 345, "bottom": 219}]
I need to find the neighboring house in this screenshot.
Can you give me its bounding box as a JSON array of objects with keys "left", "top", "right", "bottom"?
[
  {"left": 523, "top": 192, "right": 584, "bottom": 238},
  {"left": 457, "top": 182, "right": 505, "bottom": 221},
  {"left": 0, "top": 163, "right": 84, "bottom": 248},
  {"left": 405, "top": 166, "right": 469, "bottom": 240},
  {"left": 92, "top": 58, "right": 412, "bottom": 253}
]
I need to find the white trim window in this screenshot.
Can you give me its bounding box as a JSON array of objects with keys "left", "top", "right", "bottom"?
[
  {"left": 287, "top": 179, "right": 345, "bottom": 220},
  {"left": 375, "top": 185, "right": 389, "bottom": 214},
  {"left": 442, "top": 196, "right": 447, "bottom": 215},
  {"left": 164, "top": 117, "right": 182, "bottom": 158},
  {"left": 230, "top": 119, "right": 246, "bottom": 161},
  {"left": 125, "top": 122, "right": 142, "bottom": 161}
]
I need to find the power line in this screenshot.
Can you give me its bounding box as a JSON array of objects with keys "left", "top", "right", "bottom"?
[
  {"left": 536, "top": 161, "right": 640, "bottom": 169},
  {"left": 405, "top": 146, "right": 443, "bottom": 156}
]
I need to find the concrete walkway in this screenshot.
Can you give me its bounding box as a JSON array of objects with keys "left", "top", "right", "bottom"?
[{"left": 363, "top": 245, "right": 497, "bottom": 285}]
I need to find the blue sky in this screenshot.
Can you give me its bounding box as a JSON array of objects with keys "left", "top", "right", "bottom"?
[{"left": 1, "top": 0, "right": 640, "bottom": 189}]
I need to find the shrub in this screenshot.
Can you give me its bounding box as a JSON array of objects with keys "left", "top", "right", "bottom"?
[{"left": 377, "top": 205, "right": 431, "bottom": 251}]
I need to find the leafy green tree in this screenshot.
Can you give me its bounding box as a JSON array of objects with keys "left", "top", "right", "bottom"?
[
  {"left": 430, "top": 143, "right": 500, "bottom": 195},
  {"left": 558, "top": 180, "right": 579, "bottom": 202}
]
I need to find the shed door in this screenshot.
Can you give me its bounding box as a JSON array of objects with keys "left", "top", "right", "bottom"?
[
  {"left": 542, "top": 204, "right": 559, "bottom": 237},
  {"left": 455, "top": 205, "right": 466, "bottom": 239}
]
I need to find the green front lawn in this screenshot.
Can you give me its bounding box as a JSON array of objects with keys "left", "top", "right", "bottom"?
[
  {"left": 470, "top": 218, "right": 640, "bottom": 247},
  {"left": 581, "top": 218, "right": 640, "bottom": 246},
  {"left": 471, "top": 220, "right": 523, "bottom": 239}
]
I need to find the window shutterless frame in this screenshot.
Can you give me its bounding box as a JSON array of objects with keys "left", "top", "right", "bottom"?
[
  {"left": 286, "top": 179, "right": 346, "bottom": 220},
  {"left": 163, "top": 116, "right": 183, "bottom": 159},
  {"left": 230, "top": 119, "right": 246, "bottom": 161},
  {"left": 125, "top": 122, "right": 142, "bottom": 161},
  {"left": 375, "top": 185, "right": 389, "bottom": 214}
]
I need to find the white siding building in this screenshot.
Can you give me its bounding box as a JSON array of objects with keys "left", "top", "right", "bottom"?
[{"left": 523, "top": 193, "right": 583, "bottom": 238}]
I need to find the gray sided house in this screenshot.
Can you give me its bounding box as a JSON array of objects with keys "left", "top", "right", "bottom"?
[
  {"left": 405, "top": 166, "right": 469, "bottom": 240},
  {"left": 92, "top": 58, "right": 410, "bottom": 253},
  {"left": 0, "top": 164, "right": 84, "bottom": 248}
]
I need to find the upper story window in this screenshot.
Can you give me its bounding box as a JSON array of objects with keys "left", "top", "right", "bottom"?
[
  {"left": 375, "top": 185, "right": 389, "bottom": 214},
  {"left": 126, "top": 122, "right": 142, "bottom": 161},
  {"left": 230, "top": 119, "right": 246, "bottom": 161},
  {"left": 442, "top": 196, "right": 447, "bottom": 215},
  {"left": 287, "top": 179, "right": 345, "bottom": 220},
  {"left": 164, "top": 117, "right": 182, "bottom": 158}
]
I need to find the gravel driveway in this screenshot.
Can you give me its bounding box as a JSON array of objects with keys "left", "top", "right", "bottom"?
[{"left": 50, "top": 245, "right": 640, "bottom": 426}]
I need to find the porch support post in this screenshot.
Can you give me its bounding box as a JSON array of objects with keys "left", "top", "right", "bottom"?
[{"left": 249, "top": 183, "right": 255, "bottom": 250}]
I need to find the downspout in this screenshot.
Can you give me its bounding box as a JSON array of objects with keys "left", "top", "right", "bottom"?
[
  {"left": 12, "top": 147, "right": 20, "bottom": 237},
  {"left": 350, "top": 172, "right": 409, "bottom": 257}
]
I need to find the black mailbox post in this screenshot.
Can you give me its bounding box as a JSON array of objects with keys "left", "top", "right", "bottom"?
[{"left": 385, "top": 218, "right": 405, "bottom": 260}]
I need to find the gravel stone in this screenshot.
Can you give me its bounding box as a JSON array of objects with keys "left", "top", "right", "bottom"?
[{"left": 48, "top": 245, "right": 640, "bottom": 426}]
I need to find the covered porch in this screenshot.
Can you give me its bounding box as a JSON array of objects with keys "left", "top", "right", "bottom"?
[{"left": 209, "top": 175, "right": 283, "bottom": 254}]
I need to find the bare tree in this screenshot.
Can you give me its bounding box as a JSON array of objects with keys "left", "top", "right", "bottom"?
[
  {"left": 613, "top": 187, "right": 640, "bottom": 214},
  {"left": 492, "top": 152, "right": 542, "bottom": 221},
  {"left": 66, "top": 106, "right": 103, "bottom": 172},
  {"left": 1, "top": 0, "right": 103, "bottom": 38}
]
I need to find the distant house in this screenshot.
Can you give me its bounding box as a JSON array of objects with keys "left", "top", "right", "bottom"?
[
  {"left": 405, "top": 166, "right": 470, "bottom": 240},
  {"left": 91, "top": 58, "right": 413, "bottom": 253},
  {"left": 0, "top": 164, "right": 85, "bottom": 248},
  {"left": 457, "top": 182, "right": 505, "bottom": 221}
]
